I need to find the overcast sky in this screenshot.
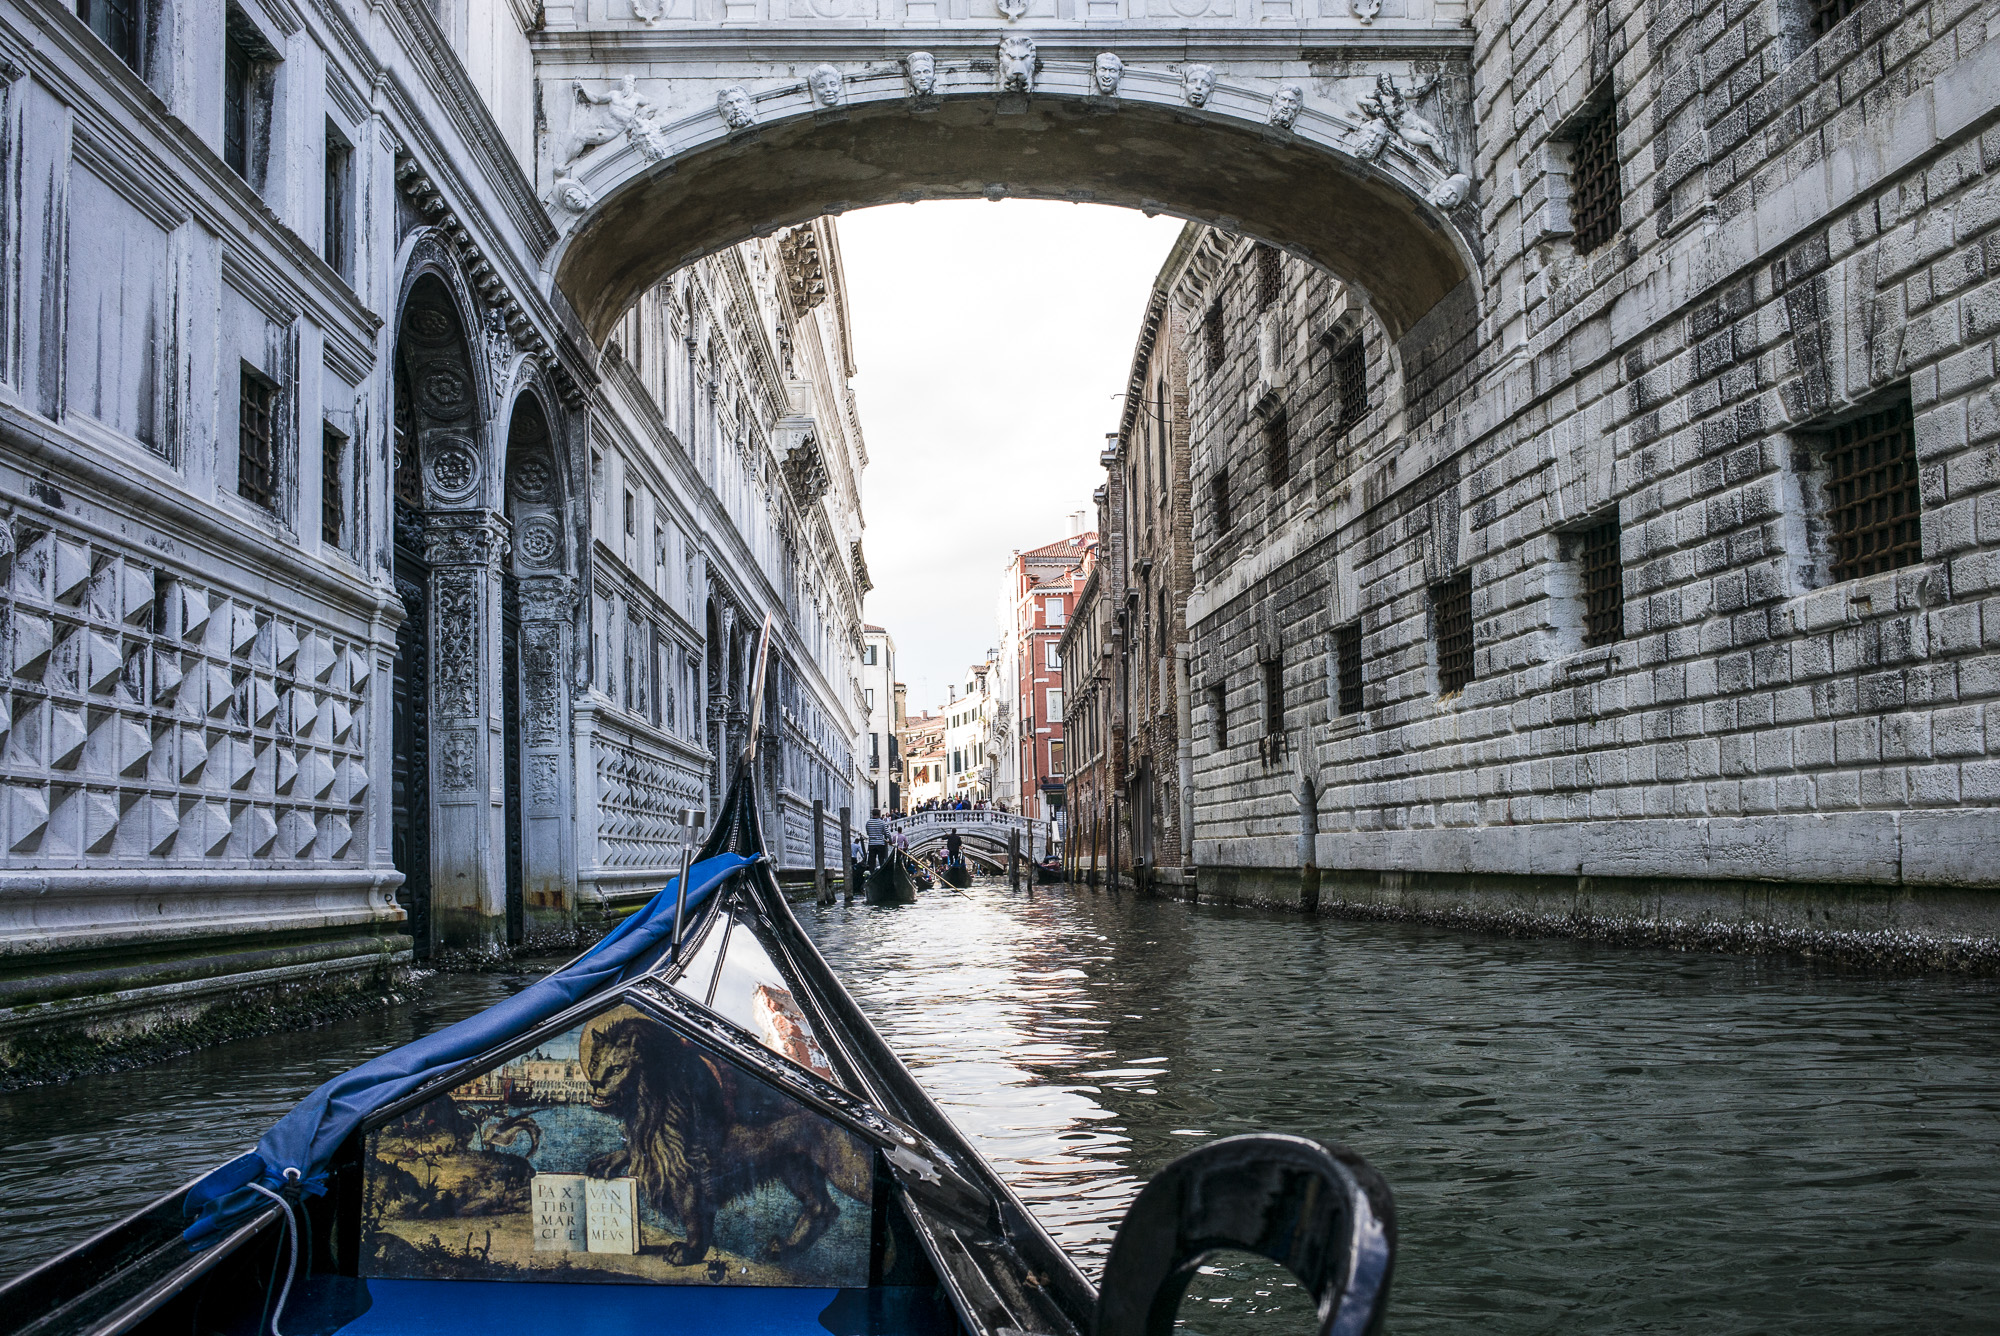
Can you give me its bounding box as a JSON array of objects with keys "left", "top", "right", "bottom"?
[{"left": 839, "top": 200, "right": 1182, "bottom": 717}]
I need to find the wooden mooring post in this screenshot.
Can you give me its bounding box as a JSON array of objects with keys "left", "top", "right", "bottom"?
[
  {"left": 813, "top": 799, "right": 831, "bottom": 904},
  {"left": 839, "top": 806, "right": 855, "bottom": 903},
  {"left": 1007, "top": 828, "right": 1021, "bottom": 893}
]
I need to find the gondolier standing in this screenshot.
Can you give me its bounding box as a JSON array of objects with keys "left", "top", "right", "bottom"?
[
  {"left": 865, "top": 808, "right": 890, "bottom": 870},
  {"left": 945, "top": 828, "right": 962, "bottom": 862}
]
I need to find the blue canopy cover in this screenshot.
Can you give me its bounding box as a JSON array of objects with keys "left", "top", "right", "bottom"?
[{"left": 182, "top": 855, "right": 756, "bottom": 1248}]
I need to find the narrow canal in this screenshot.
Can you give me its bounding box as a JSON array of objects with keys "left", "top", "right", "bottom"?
[{"left": 3, "top": 881, "right": 1997, "bottom": 1333}]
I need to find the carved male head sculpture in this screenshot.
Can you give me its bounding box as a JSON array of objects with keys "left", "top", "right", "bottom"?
[
  {"left": 1181, "top": 64, "right": 1215, "bottom": 108},
  {"left": 904, "top": 50, "right": 937, "bottom": 96},
  {"left": 717, "top": 85, "right": 756, "bottom": 130},
  {"left": 998, "top": 36, "right": 1036, "bottom": 94},
  {"left": 1426, "top": 172, "right": 1473, "bottom": 211},
  {"left": 1267, "top": 83, "right": 1303, "bottom": 130},
  {"left": 1092, "top": 51, "right": 1124, "bottom": 96},
  {"left": 809, "top": 63, "right": 844, "bottom": 107}
]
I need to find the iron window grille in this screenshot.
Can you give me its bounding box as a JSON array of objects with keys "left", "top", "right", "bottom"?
[
  {"left": 1335, "top": 621, "right": 1363, "bottom": 716},
  {"left": 1255, "top": 244, "right": 1283, "bottom": 309},
  {"left": 1825, "top": 397, "right": 1922, "bottom": 582},
  {"left": 1334, "top": 335, "right": 1367, "bottom": 434},
  {"left": 1809, "top": 0, "right": 1862, "bottom": 36},
  {"left": 1432, "top": 570, "right": 1474, "bottom": 695},
  {"left": 1264, "top": 409, "right": 1290, "bottom": 486},
  {"left": 238, "top": 368, "right": 276, "bottom": 510},
  {"left": 321, "top": 425, "right": 344, "bottom": 545},
  {"left": 1567, "top": 96, "right": 1622, "bottom": 256},
  {"left": 1203, "top": 300, "right": 1225, "bottom": 374},
  {"left": 1210, "top": 683, "right": 1228, "bottom": 749},
  {"left": 1211, "top": 466, "right": 1231, "bottom": 534},
  {"left": 1579, "top": 518, "right": 1624, "bottom": 647},
  {"left": 1263, "top": 655, "right": 1284, "bottom": 736}
]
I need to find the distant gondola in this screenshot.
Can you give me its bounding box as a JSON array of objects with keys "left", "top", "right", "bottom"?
[
  {"left": 862, "top": 852, "right": 918, "bottom": 905},
  {"left": 941, "top": 854, "right": 974, "bottom": 890},
  {"left": 0, "top": 621, "right": 1398, "bottom": 1336}
]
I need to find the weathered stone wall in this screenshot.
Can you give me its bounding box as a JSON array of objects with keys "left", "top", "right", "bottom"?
[{"left": 1181, "top": 0, "right": 2000, "bottom": 949}]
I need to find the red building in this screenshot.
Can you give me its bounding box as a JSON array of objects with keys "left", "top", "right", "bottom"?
[{"left": 1000, "top": 530, "right": 1095, "bottom": 820}]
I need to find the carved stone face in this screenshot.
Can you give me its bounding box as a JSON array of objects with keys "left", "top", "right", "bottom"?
[
  {"left": 905, "top": 51, "right": 936, "bottom": 95},
  {"left": 1426, "top": 172, "right": 1473, "bottom": 211},
  {"left": 1182, "top": 64, "right": 1215, "bottom": 107},
  {"left": 998, "top": 36, "right": 1036, "bottom": 93},
  {"left": 1093, "top": 52, "right": 1124, "bottom": 95},
  {"left": 1268, "top": 83, "right": 1303, "bottom": 129},
  {"left": 717, "top": 85, "right": 755, "bottom": 129},
  {"left": 808, "top": 63, "right": 844, "bottom": 107}
]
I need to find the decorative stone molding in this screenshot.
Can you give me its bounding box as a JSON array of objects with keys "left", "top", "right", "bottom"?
[
  {"left": 780, "top": 433, "right": 830, "bottom": 506},
  {"left": 851, "top": 540, "right": 872, "bottom": 595},
  {"left": 780, "top": 226, "right": 827, "bottom": 311},
  {"left": 425, "top": 436, "right": 482, "bottom": 503}
]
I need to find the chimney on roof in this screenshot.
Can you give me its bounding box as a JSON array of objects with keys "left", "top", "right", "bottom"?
[{"left": 1068, "top": 510, "right": 1085, "bottom": 537}]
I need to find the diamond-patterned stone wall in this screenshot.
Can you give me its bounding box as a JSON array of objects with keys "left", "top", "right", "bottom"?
[
  {"left": 593, "top": 732, "right": 705, "bottom": 870},
  {"left": 0, "top": 518, "right": 371, "bottom": 866}
]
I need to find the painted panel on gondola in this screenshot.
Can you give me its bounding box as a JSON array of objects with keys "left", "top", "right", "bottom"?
[{"left": 361, "top": 1000, "right": 873, "bottom": 1287}]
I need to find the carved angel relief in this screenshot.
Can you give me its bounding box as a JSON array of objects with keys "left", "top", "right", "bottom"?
[
  {"left": 568, "top": 77, "right": 670, "bottom": 165},
  {"left": 1350, "top": 73, "right": 1455, "bottom": 170}
]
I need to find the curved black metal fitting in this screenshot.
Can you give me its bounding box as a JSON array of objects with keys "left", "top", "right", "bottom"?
[{"left": 1094, "top": 1132, "right": 1395, "bottom": 1336}]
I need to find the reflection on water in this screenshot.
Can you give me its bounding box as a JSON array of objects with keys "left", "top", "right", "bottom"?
[
  {"left": 0, "top": 966, "right": 546, "bottom": 1282},
  {"left": 800, "top": 881, "right": 2000, "bottom": 1334},
  {"left": 2, "top": 885, "right": 1997, "bottom": 1334}
]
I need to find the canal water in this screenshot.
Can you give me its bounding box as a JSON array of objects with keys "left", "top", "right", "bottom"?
[{"left": 2, "top": 881, "right": 1997, "bottom": 1334}]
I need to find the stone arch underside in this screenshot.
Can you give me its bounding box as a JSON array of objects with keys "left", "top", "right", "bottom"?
[{"left": 554, "top": 98, "right": 1475, "bottom": 348}]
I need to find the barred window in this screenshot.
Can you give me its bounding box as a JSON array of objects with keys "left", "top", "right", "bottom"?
[
  {"left": 1203, "top": 300, "right": 1225, "bottom": 374},
  {"left": 1210, "top": 682, "right": 1229, "bottom": 750},
  {"left": 1568, "top": 94, "right": 1621, "bottom": 256},
  {"left": 1211, "top": 465, "right": 1231, "bottom": 534},
  {"left": 1333, "top": 335, "right": 1367, "bottom": 434},
  {"left": 1255, "top": 244, "right": 1283, "bottom": 309},
  {"left": 1825, "top": 398, "right": 1922, "bottom": 583},
  {"left": 321, "top": 424, "right": 344, "bottom": 545},
  {"left": 1335, "top": 621, "right": 1363, "bottom": 716},
  {"left": 1432, "top": 570, "right": 1474, "bottom": 695},
  {"left": 1579, "top": 518, "right": 1624, "bottom": 647},
  {"left": 223, "top": 26, "right": 251, "bottom": 177},
  {"left": 238, "top": 368, "right": 276, "bottom": 510},
  {"left": 1264, "top": 409, "right": 1290, "bottom": 486},
  {"left": 1809, "top": 0, "right": 1862, "bottom": 37},
  {"left": 1264, "top": 655, "right": 1284, "bottom": 736}
]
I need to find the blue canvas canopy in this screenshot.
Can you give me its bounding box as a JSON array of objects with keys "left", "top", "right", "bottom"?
[{"left": 182, "top": 854, "right": 757, "bottom": 1248}]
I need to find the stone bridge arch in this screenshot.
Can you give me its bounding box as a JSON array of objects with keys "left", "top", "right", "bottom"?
[{"left": 537, "top": 32, "right": 1483, "bottom": 348}]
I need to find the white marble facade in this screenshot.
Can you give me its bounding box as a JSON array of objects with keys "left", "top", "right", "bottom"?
[{"left": 0, "top": 0, "right": 865, "bottom": 1071}]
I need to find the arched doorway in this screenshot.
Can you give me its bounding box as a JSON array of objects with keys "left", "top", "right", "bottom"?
[
  {"left": 391, "top": 270, "right": 506, "bottom": 953},
  {"left": 390, "top": 361, "right": 431, "bottom": 957},
  {"left": 503, "top": 391, "right": 579, "bottom": 937}
]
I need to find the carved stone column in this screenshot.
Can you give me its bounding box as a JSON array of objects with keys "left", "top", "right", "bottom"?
[
  {"left": 517, "top": 574, "right": 578, "bottom": 927},
  {"left": 423, "top": 509, "right": 509, "bottom": 950}
]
